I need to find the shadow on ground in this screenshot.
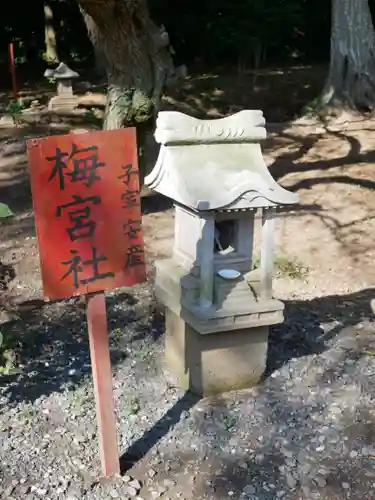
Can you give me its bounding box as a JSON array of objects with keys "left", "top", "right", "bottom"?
[
  {"left": 122, "top": 287, "right": 374, "bottom": 476},
  {"left": 267, "top": 287, "right": 375, "bottom": 374},
  {"left": 163, "top": 65, "right": 326, "bottom": 122},
  {"left": 1, "top": 283, "right": 373, "bottom": 406},
  {"left": 0, "top": 287, "right": 164, "bottom": 405},
  {"left": 266, "top": 125, "right": 375, "bottom": 190},
  {"left": 0, "top": 124, "right": 75, "bottom": 215},
  {"left": 126, "top": 287, "right": 374, "bottom": 499},
  {"left": 141, "top": 192, "right": 173, "bottom": 215}
]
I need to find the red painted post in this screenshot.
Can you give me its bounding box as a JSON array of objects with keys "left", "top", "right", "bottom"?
[
  {"left": 8, "top": 43, "right": 18, "bottom": 101},
  {"left": 87, "top": 292, "right": 120, "bottom": 476}
]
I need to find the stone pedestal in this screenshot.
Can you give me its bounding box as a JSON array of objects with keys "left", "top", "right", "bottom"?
[
  {"left": 155, "top": 257, "right": 282, "bottom": 396},
  {"left": 165, "top": 309, "right": 269, "bottom": 397}
]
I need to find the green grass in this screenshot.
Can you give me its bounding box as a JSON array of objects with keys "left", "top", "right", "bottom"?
[
  {"left": 127, "top": 396, "right": 141, "bottom": 416},
  {"left": 134, "top": 346, "right": 153, "bottom": 361},
  {"left": 253, "top": 253, "right": 309, "bottom": 280},
  {"left": 112, "top": 328, "right": 123, "bottom": 342},
  {"left": 221, "top": 414, "right": 237, "bottom": 431}
]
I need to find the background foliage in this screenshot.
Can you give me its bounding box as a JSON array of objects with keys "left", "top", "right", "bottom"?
[
  {"left": 0, "top": 0, "right": 333, "bottom": 83},
  {"left": 4, "top": 0, "right": 375, "bottom": 82},
  {"left": 151, "top": 0, "right": 330, "bottom": 67}
]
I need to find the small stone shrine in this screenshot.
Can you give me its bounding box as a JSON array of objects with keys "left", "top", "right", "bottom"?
[
  {"left": 145, "top": 110, "right": 299, "bottom": 396},
  {"left": 44, "top": 62, "right": 79, "bottom": 111}
]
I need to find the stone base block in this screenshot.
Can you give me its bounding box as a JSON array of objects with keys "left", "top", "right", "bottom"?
[
  {"left": 48, "top": 95, "right": 79, "bottom": 111},
  {"left": 155, "top": 258, "right": 284, "bottom": 334},
  {"left": 165, "top": 308, "right": 269, "bottom": 397}
]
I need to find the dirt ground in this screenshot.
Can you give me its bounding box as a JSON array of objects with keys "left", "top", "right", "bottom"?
[{"left": 1, "top": 112, "right": 375, "bottom": 308}]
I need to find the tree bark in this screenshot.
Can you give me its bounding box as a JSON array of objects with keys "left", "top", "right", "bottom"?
[
  {"left": 320, "top": 0, "right": 375, "bottom": 111},
  {"left": 44, "top": 3, "right": 59, "bottom": 64},
  {"left": 76, "top": 0, "right": 175, "bottom": 130}
]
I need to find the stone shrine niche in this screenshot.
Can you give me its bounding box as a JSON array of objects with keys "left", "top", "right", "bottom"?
[{"left": 214, "top": 218, "right": 238, "bottom": 254}]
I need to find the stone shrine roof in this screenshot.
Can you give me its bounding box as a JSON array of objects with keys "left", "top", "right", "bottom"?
[{"left": 145, "top": 110, "right": 299, "bottom": 211}]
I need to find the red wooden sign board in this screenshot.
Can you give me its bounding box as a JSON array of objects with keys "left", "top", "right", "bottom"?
[
  {"left": 27, "top": 128, "right": 146, "bottom": 476},
  {"left": 27, "top": 128, "right": 146, "bottom": 299}
]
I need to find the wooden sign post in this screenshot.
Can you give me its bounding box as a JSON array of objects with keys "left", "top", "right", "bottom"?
[
  {"left": 87, "top": 292, "right": 119, "bottom": 475},
  {"left": 27, "top": 129, "right": 146, "bottom": 476}
]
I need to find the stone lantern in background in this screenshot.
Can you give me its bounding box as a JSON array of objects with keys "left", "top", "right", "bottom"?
[
  {"left": 44, "top": 62, "right": 79, "bottom": 111},
  {"left": 145, "top": 110, "right": 299, "bottom": 396}
]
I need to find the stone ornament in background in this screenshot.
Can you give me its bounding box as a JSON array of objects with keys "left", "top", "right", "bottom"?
[
  {"left": 146, "top": 110, "right": 299, "bottom": 396},
  {"left": 44, "top": 62, "right": 80, "bottom": 111}
]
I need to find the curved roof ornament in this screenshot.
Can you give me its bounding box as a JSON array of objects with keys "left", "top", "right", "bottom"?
[{"left": 145, "top": 110, "right": 299, "bottom": 211}]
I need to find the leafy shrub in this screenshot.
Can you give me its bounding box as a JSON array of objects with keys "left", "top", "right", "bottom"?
[{"left": 0, "top": 203, "right": 13, "bottom": 219}]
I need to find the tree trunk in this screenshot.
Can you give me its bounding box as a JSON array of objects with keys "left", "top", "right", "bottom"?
[
  {"left": 44, "top": 3, "right": 59, "bottom": 64},
  {"left": 320, "top": 0, "right": 375, "bottom": 111},
  {"left": 76, "top": 0, "right": 175, "bottom": 130}
]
